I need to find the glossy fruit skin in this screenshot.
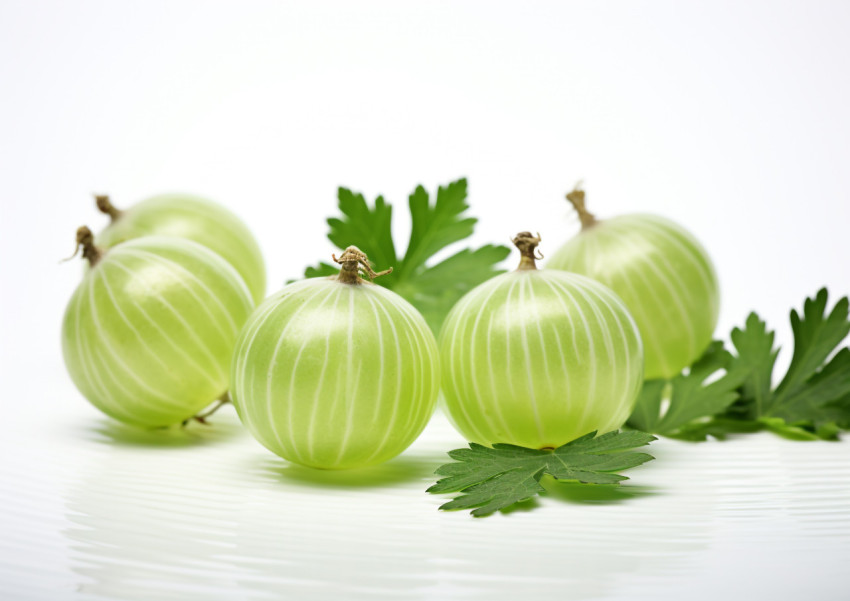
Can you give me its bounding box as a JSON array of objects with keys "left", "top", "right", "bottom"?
[
  {"left": 231, "top": 278, "right": 440, "bottom": 470},
  {"left": 62, "top": 236, "right": 255, "bottom": 427},
  {"left": 547, "top": 214, "right": 719, "bottom": 380},
  {"left": 439, "top": 269, "right": 644, "bottom": 449},
  {"left": 97, "top": 194, "right": 266, "bottom": 303}
]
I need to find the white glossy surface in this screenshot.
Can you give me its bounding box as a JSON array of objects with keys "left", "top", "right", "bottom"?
[
  {"left": 3, "top": 1, "right": 850, "bottom": 598},
  {"left": 2, "top": 404, "right": 849, "bottom": 600}
]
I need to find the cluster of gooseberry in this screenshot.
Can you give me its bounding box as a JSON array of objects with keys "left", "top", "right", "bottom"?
[{"left": 62, "top": 187, "right": 718, "bottom": 469}]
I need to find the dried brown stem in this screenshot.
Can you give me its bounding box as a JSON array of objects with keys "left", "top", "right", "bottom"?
[
  {"left": 94, "top": 195, "right": 123, "bottom": 222},
  {"left": 62, "top": 226, "right": 103, "bottom": 267},
  {"left": 182, "top": 393, "right": 231, "bottom": 427},
  {"left": 566, "top": 184, "right": 596, "bottom": 230},
  {"left": 512, "top": 231, "right": 543, "bottom": 271},
  {"left": 332, "top": 246, "right": 392, "bottom": 284}
]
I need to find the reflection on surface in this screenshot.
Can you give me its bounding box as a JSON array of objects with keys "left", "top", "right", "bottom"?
[
  {"left": 63, "top": 413, "right": 721, "bottom": 600},
  {"left": 79, "top": 410, "right": 246, "bottom": 448},
  {"left": 65, "top": 413, "right": 247, "bottom": 600},
  {"left": 261, "top": 454, "right": 444, "bottom": 488},
  {"left": 541, "top": 478, "right": 657, "bottom": 504}
]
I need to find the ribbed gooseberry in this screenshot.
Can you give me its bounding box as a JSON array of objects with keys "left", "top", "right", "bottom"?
[
  {"left": 547, "top": 187, "right": 720, "bottom": 380},
  {"left": 95, "top": 194, "right": 266, "bottom": 303},
  {"left": 61, "top": 227, "right": 254, "bottom": 427},
  {"left": 439, "top": 232, "right": 644, "bottom": 448},
  {"left": 230, "top": 247, "right": 440, "bottom": 469}
]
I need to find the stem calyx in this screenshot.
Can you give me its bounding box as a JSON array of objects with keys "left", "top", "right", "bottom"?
[
  {"left": 60, "top": 225, "right": 105, "bottom": 267},
  {"left": 63, "top": 226, "right": 104, "bottom": 267},
  {"left": 333, "top": 246, "right": 392, "bottom": 284},
  {"left": 512, "top": 231, "right": 543, "bottom": 271},
  {"left": 95, "top": 194, "right": 123, "bottom": 222},
  {"left": 566, "top": 184, "right": 596, "bottom": 230}
]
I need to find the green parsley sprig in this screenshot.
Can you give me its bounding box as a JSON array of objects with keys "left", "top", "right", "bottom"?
[
  {"left": 627, "top": 341, "right": 749, "bottom": 437},
  {"left": 629, "top": 288, "right": 850, "bottom": 441},
  {"left": 427, "top": 430, "right": 656, "bottom": 517},
  {"left": 303, "top": 178, "right": 510, "bottom": 333}
]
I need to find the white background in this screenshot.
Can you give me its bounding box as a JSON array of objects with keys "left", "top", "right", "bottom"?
[{"left": 1, "top": 1, "right": 849, "bottom": 600}]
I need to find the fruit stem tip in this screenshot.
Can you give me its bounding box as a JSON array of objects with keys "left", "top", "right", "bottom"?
[
  {"left": 63, "top": 225, "right": 103, "bottom": 267},
  {"left": 94, "top": 194, "right": 122, "bottom": 221},
  {"left": 333, "top": 246, "right": 392, "bottom": 284},
  {"left": 512, "top": 231, "right": 543, "bottom": 271},
  {"left": 566, "top": 184, "right": 596, "bottom": 229}
]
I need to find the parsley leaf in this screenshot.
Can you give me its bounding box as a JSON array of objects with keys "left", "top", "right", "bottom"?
[
  {"left": 727, "top": 312, "right": 778, "bottom": 418},
  {"left": 303, "top": 178, "right": 511, "bottom": 333},
  {"left": 722, "top": 288, "right": 850, "bottom": 438},
  {"left": 627, "top": 341, "right": 749, "bottom": 439},
  {"left": 427, "top": 430, "right": 656, "bottom": 517},
  {"left": 627, "top": 289, "right": 850, "bottom": 441}
]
